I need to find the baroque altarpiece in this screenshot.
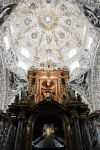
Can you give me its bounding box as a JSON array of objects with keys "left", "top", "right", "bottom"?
[{"left": 0, "top": 69, "right": 99, "bottom": 150}]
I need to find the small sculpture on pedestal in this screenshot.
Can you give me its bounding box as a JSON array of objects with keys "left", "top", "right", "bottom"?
[
  {"left": 68, "top": 88, "right": 76, "bottom": 101},
  {"left": 15, "top": 94, "right": 19, "bottom": 103},
  {"left": 77, "top": 93, "right": 82, "bottom": 102}
]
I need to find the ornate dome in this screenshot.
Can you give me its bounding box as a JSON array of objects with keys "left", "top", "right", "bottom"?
[{"left": 9, "top": 0, "right": 88, "bottom": 70}]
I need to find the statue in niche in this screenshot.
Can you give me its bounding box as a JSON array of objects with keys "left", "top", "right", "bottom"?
[
  {"left": 41, "top": 80, "right": 56, "bottom": 100},
  {"left": 15, "top": 94, "right": 19, "bottom": 103},
  {"left": 77, "top": 93, "right": 82, "bottom": 102},
  {"left": 61, "top": 77, "right": 65, "bottom": 85},
  {"left": 32, "top": 124, "right": 65, "bottom": 148},
  {"left": 68, "top": 87, "right": 76, "bottom": 101}
]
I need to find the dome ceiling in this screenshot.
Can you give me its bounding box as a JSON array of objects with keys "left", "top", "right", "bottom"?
[{"left": 9, "top": 0, "right": 88, "bottom": 70}]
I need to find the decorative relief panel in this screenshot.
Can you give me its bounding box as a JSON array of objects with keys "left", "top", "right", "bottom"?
[
  {"left": 69, "top": 71, "right": 92, "bottom": 108},
  {"left": 92, "top": 45, "right": 100, "bottom": 111},
  {"left": 0, "top": 26, "right": 7, "bottom": 110}
]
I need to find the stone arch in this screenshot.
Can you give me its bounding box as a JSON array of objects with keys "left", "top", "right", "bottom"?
[{"left": 26, "top": 101, "right": 71, "bottom": 150}]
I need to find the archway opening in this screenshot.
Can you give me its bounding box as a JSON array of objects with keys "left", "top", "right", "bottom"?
[{"left": 32, "top": 113, "right": 65, "bottom": 150}]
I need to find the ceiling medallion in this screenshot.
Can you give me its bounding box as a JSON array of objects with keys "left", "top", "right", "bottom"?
[
  {"left": 44, "top": 16, "right": 52, "bottom": 23},
  {"left": 38, "top": 9, "right": 60, "bottom": 31}
]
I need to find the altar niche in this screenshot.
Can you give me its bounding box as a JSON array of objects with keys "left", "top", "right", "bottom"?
[
  {"left": 27, "top": 69, "right": 69, "bottom": 103},
  {"left": 32, "top": 113, "right": 65, "bottom": 150}
]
